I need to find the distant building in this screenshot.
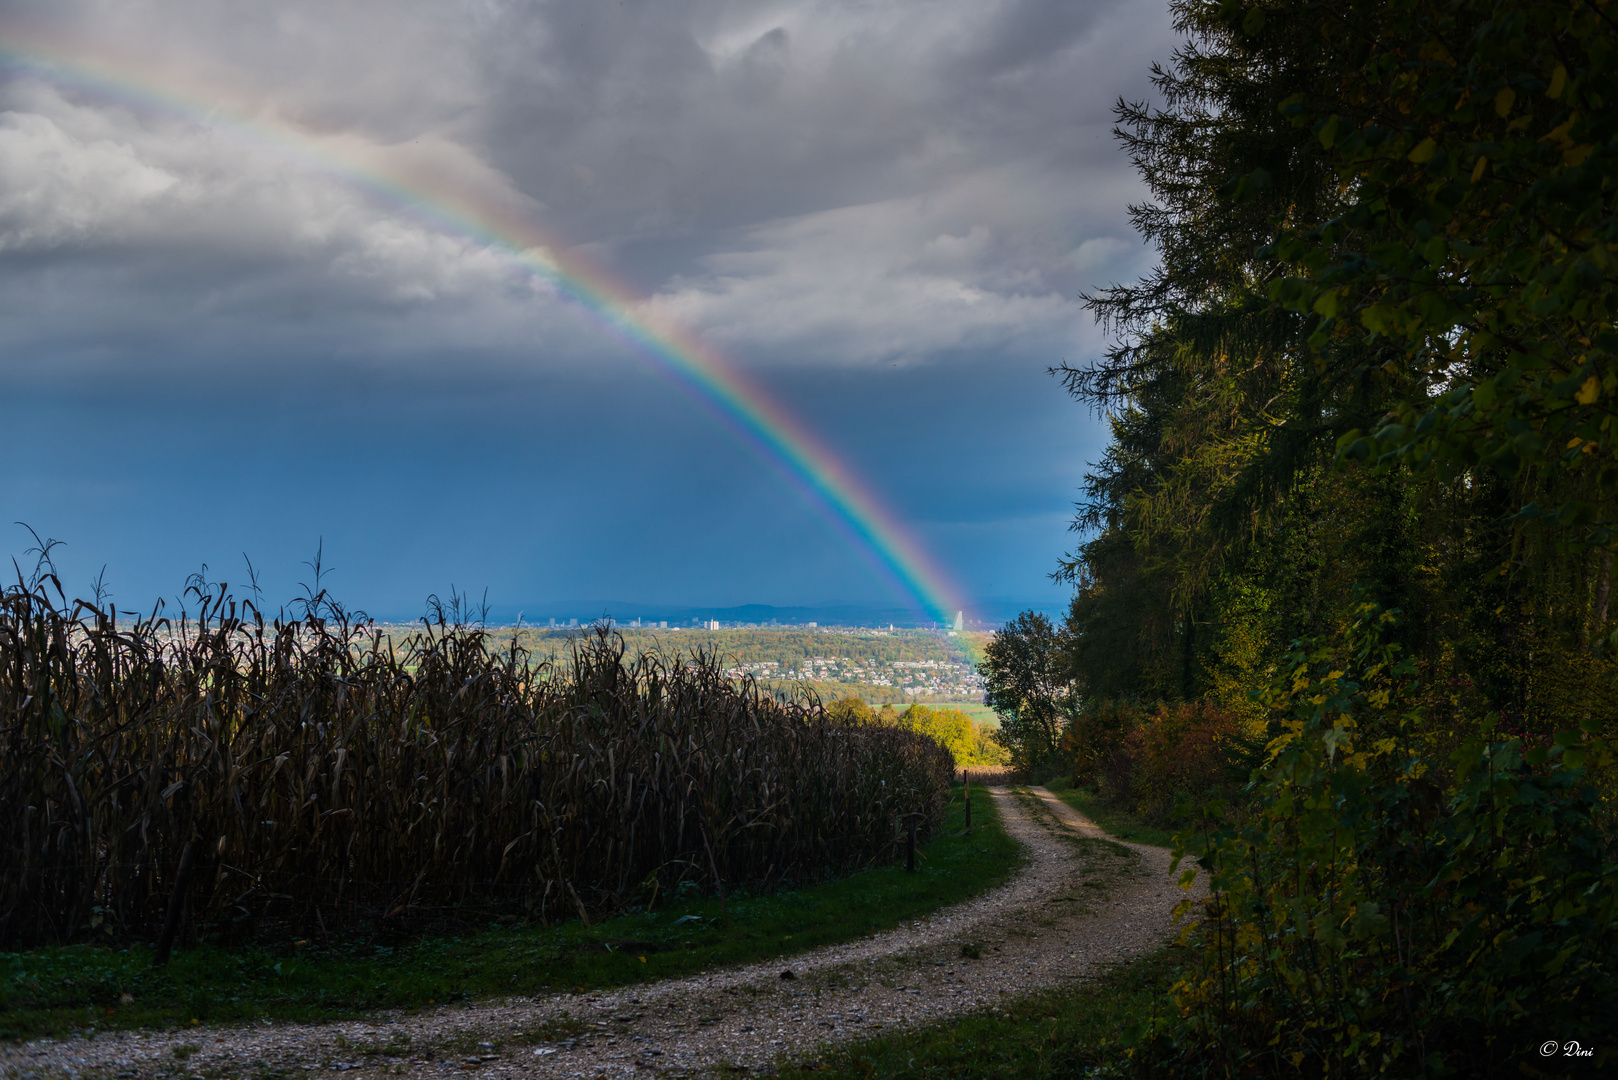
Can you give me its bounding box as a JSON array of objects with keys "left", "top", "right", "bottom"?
[
  {"left": 705, "top": 619, "right": 721, "bottom": 630},
  {"left": 568, "top": 618, "right": 578, "bottom": 628},
  {"left": 807, "top": 622, "right": 818, "bottom": 628},
  {"left": 953, "top": 610, "right": 964, "bottom": 632},
  {"left": 659, "top": 620, "right": 668, "bottom": 629}
]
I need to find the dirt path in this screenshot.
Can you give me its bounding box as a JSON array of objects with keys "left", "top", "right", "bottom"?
[{"left": 2, "top": 787, "right": 1202, "bottom": 1080}]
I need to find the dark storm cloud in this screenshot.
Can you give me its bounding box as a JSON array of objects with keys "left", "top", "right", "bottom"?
[
  {"left": 467, "top": 0, "right": 1169, "bottom": 336},
  {"left": 0, "top": 0, "right": 1176, "bottom": 615},
  {"left": 0, "top": 0, "right": 1170, "bottom": 369}
]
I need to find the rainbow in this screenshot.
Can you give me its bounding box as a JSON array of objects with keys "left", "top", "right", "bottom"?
[{"left": 0, "top": 35, "right": 969, "bottom": 624}]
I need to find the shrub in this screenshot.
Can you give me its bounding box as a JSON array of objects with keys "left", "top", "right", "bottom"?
[
  {"left": 1150, "top": 605, "right": 1618, "bottom": 1077},
  {"left": 1130, "top": 700, "right": 1240, "bottom": 823},
  {"left": 1062, "top": 698, "right": 1142, "bottom": 794},
  {"left": 837, "top": 698, "right": 1010, "bottom": 767},
  {"left": 1064, "top": 699, "right": 1238, "bottom": 824}
]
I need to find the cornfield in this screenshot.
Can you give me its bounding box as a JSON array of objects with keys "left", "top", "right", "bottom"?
[{"left": 0, "top": 579, "right": 953, "bottom": 949}]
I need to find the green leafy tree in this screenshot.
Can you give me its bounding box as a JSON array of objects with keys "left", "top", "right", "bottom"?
[
  {"left": 1258, "top": 0, "right": 1618, "bottom": 569},
  {"left": 894, "top": 705, "right": 973, "bottom": 764},
  {"left": 979, "top": 611, "right": 1068, "bottom": 765},
  {"left": 826, "top": 696, "right": 875, "bottom": 724}
]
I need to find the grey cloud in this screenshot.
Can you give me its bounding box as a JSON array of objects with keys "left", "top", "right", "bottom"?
[
  {"left": 643, "top": 164, "right": 1155, "bottom": 366},
  {"left": 0, "top": 0, "right": 1178, "bottom": 613},
  {"left": 7, "top": 0, "right": 485, "bottom": 135},
  {"left": 0, "top": 110, "right": 177, "bottom": 249},
  {"left": 0, "top": 0, "right": 1174, "bottom": 372},
  {"left": 473, "top": 0, "right": 1163, "bottom": 239}
]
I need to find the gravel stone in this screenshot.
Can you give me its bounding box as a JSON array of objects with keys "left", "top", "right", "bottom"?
[{"left": 1, "top": 786, "right": 1204, "bottom": 1079}]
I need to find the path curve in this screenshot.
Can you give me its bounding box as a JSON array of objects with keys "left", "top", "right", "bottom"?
[{"left": 2, "top": 787, "right": 1202, "bottom": 1079}]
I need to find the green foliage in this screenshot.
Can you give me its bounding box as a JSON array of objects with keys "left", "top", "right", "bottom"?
[
  {"left": 895, "top": 704, "right": 973, "bottom": 764},
  {"left": 1052, "top": 0, "right": 1618, "bottom": 718},
  {"left": 827, "top": 698, "right": 1010, "bottom": 768},
  {"left": 1154, "top": 605, "right": 1618, "bottom": 1076},
  {"left": 1257, "top": 1, "right": 1618, "bottom": 559},
  {"left": 1054, "top": 0, "right": 1618, "bottom": 806},
  {"left": 979, "top": 611, "right": 1069, "bottom": 766},
  {"left": 1044, "top": 1, "right": 1618, "bottom": 1074},
  {"left": 0, "top": 784, "right": 1021, "bottom": 1039},
  {"left": 895, "top": 704, "right": 1011, "bottom": 768},
  {"left": 827, "top": 697, "right": 876, "bottom": 724}
]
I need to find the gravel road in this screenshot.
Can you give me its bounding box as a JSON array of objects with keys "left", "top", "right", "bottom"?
[{"left": 2, "top": 786, "right": 1202, "bottom": 1080}]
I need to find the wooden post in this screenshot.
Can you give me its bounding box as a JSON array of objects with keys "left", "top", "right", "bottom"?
[
  {"left": 906, "top": 815, "right": 917, "bottom": 873},
  {"left": 153, "top": 840, "right": 198, "bottom": 968},
  {"left": 964, "top": 777, "right": 972, "bottom": 831}
]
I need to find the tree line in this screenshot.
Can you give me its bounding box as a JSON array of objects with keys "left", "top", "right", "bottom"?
[
  {"left": 826, "top": 698, "right": 1009, "bottom": 768},
  {"left": 978, "top": 2, "right": 1617, "bottom": 1074}
]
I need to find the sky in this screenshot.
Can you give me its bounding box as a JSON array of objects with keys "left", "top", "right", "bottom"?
[{"left": 0, "top": 0, "right": 1177, "bottom": 625}]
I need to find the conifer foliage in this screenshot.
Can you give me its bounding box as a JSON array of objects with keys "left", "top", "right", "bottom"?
[{"left": 1048, "top": 1, "right": 1618, "bottom": 1073}]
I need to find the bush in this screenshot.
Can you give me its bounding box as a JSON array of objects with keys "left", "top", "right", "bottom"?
[
  {"left": 0, "top": 580, "right": 954, "bottom": 949},
  {"left": 1130, "top": 700, "right": 1240, "bottom": 823},
  {"left": 1063, "top": 698, "right": 1138, "bottom": 793},
  {"left": 1148, "top": 605, "right": 1618, "bottom": 1077},
  {"left": 1064, "top": 699, "right": 1238, "bottom": 824},
  {"left": 833, "top": 698, "right": 1010, "bottom": 768}
]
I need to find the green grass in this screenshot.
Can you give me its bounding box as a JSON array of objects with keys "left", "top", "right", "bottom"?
[
  {"left": 943, "top": 704, "right": 999, "bottom": 727},
  {"left": 776, "top": 947, "right": 1190, "bottom": 1079},
  {"left": 1, "top": 783, "right": 1021, "bottom": 1041},
  {"left": 1040, "top": 778, "right": 1181, "bottom": 849}
]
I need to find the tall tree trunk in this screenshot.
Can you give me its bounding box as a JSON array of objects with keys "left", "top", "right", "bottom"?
[
  {"left": 1594, "top": 549, "right": 1613, "bottom": 631},
  {"left": 1181, "top": 605, "right": 1196, "bottom": 702}
]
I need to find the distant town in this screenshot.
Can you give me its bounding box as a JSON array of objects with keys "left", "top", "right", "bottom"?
[
  {"left": 721, "top": 655, "right": 983, "bottom": 699},
  {"left": 475, "top": 621, "right": 993, "bottom": 706}
]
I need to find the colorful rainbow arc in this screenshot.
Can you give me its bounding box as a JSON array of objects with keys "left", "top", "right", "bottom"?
[{"left": 0, "top": 37, "right": 969, "bottom": 625}]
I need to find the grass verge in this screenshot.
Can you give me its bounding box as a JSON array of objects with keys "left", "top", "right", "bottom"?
[
  {"left": 777, "top": 946, "right": 1189, "bottom": 1079},
  {"left": 1, "top": 783, "right": 1021, "bottom": 1041},
  {"left": 1040, "top": 779, "right": 1181, "bottom": 849}
]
